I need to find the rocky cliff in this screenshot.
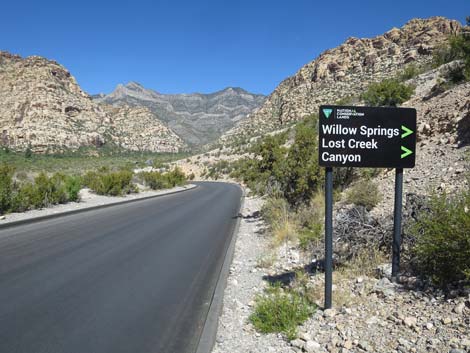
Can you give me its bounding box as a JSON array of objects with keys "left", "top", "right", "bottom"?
[
  {"left": 103, "top": 105, "right": 184, "bottom": 153},
  {"left": 93, "top": 83, "right": 266, "bottom": 146},
  {"left": 0, "top": 51, "right": 184, "bottom": 153},
  {"left": 221, "top": 17, "right": 462, "bottom": 142}
]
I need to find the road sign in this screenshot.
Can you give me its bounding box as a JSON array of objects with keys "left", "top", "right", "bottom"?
[
  {"left": 319, "top": 106, "right": 417, "bottom": 168},
  {"left": 319, "top": 105, "right": 417, "bottom": 309}
]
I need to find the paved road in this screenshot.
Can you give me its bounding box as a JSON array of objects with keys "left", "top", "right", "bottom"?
[{"left": 0, "top": 182, "right": 242, "bottom": 353}]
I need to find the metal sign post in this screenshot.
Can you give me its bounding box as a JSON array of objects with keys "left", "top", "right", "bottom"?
[
  {"left": 324, "top": 167, "right": 333, "bottom": 309},
  {"left": 318, "top": 105, "right": 416, "bottom": 309},
  {"left": 392, "top": 168, "right": 403, "bottom": 281}
]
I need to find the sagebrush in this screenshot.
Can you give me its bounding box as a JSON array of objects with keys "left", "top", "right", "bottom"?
[{"left": 409, "top": 189, "right": 470, "bottom": 288}]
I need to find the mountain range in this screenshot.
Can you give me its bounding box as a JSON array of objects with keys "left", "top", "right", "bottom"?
[
  {"left": 93, "top": 83, "right": 266, "bottom": 146},
  {"left": 0, "top": 16, "right": 465, "bottom": 154}
]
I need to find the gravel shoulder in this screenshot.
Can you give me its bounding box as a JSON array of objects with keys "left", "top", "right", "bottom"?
[
  {"left": 0, "top": 184, "right": 196, "bottom": 226},
  {"left": 212, "top": 195, "right": 294, "bottom": 353}
]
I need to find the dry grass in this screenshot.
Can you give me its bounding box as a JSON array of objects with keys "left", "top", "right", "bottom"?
[
  {"left": 304, "top": 247, "right": 388, "bottom": 308},
  {"left": 339, "top": 246, "right": 388, "bottom": 278},
  {"left": 344, "top": 179, "right": 382, "bottom": 211},
  {"left": 256, "top": 251, "right": 278, "bottom": 268},
  {"left": 262, "top": 197, "right": 300, "bottom": 248}
]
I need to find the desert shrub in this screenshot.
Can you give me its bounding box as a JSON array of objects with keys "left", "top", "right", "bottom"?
[
  {"left": 230, "top": 133, "right": 288, "bottom": 195},
  {"left": 231, "top": 116, "right": 325, "bottom": 206},
  {"left": 10, "top": 182, "right": 35, "bottom": 212},
  {"left": 362, "top": 79, "right": 414, "bottom": 107},
  {"left": 295, "top": 192, "right": 324, "bottom": 250},
  {"left": 249, "top": 284, "right": 316, "bottom": 340},
  {"left": 358, "top": 168, "right": 380, "bottom": 180},
  {"left": 283, "top": 116, "right": 323, "bottom": 205},
  {"left": 5, "top": 172, "right": 80, "bottom": 212},
  {"left": 256, "top": 252, "right": 278, "bottom": 268},
  {"left": 138, "top": 168, "right": 187, "bottom": 190},
  {"left": 24, "top": 147, "right": 33, "bottom": 159},
  {"left": 399, "top": 64, "right": 423, "bottom": 81},
  {"left": 409, "top": 189, "right": 470, "bottom": 288},
  {"left": 298, "top": 223, "right": 322, "bottom": 251},
  {"left": 64, "top": 175, "right": 82, "bottom": 201},
  {"left": 206, "top": 160, "right": 233, "bottom": 179},
  {"left": 261, "top": 197, "right": 298, "bottom": 246},
  {"left": 83, "top": 169, "right": 136, "bottom": 196},
  {"left": 432, "top": 20, "right": 470, "bottom": 80},
  {"left": 21, "top": 172, "right": 68, "bottom": 208},
  {"left": 333, "top": 167, "right": 355, "bottom": 191},
  {"left": 164, "top": 167, "right": 187, "bottom": 187},
  {"left": 139, "top": 171, "right": 171, "bottom": 190},
  {"left": 339, "top": 246, "right": 387, "bottom": 278},
  {"left": 335, "top": 95, "right": 355, "bottom": 105},
  {"left": 345, "top": 180, "right": 381, "bottom": 211},
  {"left": 433, "top": 42, "right": 461, "bottom": 68},
  {"left": 0, "top": 164, "right": 14, "bottom": 214}
]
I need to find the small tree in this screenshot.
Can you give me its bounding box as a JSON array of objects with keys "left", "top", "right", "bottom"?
[
  {"left": 283, "top": 115, "right": 323, "bottom": 206},
  {"left": 362, "top": 79, "right": 414, "bottom": 107}
]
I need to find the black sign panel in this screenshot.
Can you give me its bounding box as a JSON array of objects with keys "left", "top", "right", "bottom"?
[{"left": 319, "top": 105, "right": 416, "bottom": 168}]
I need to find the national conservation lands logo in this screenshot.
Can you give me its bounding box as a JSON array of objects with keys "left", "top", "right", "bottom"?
[{"left": 322, "top": 108, "right": 333, "bottom": 119}]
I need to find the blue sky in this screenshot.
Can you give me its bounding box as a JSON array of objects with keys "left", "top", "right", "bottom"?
[{"left": 1, "top": 0, "right": 468, "bottom": 95}]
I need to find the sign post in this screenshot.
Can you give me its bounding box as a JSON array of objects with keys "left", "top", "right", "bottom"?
[
  {"left": 392, "top": 168, "right": 403, "bottom": 280},
  {"left": 319, "top": 105, "right": 416, "bottom": 309},
  {"left": 324, "top": 167, "right": 333, "bottom": 309}
]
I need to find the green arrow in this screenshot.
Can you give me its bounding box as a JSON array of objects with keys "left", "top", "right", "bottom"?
[
  {"left": 401, "top": 125, "right": 413, "bottom": 138},
  {"left": 401, "top": 146, "right": 413, "bottom": 159}
]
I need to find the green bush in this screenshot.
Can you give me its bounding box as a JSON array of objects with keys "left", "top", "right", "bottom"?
[
  {"left": 83, "top": 169, "right": 136, "bottom": 196},
  {"left": 399, "top": 64, "right": 423, "bottom": 81},
  {"left": 362, "top": 79, "right": 414, "bottom": 107},
  {"left": 230, "top": 132, "right": 288, "bottom": 195},
  {"left": 229, "top": 115, "right": 356, "bottom": 207},
  {"left": 0, "top": 164, "right": 14, "bottom": 214},
  {"left": 11, "top": 182, "right": 35, "bottom": 212},
  {"left": 64, "top": 175, "right": 82, "bottom": 202},
  {"left": 164, "top": 167, "right": 187, "bottom": 187},
  {"left": 294, "top": 192, "right": 324, "bottom": 250},
  {"left": 298, "top": 223, "right": 322, "bottom": 251},
  {"left": 410, "top": 189, "right": 470, "bottom": 288},
  {"left": 283, "top": 116, "right": 323, "bottom": 205},
  {"left": 231, "top": 116, "right": 326, "bottom": 206},
  {"left": 446, "top": 63, "right": 466, "bottom": 84},
  {"left": 345, "top": 180, "right": 381, "bottom": 211},
  {"left": 139, "top": 171, "right": 170, "bottom": 190},
  {"left": 432, "top": 19, "right": 470, "bottom": 80},
  {"left": 249, "top": 284, "right": 316, "bottom": 340},
  {"left": 1, "top": 170, "right": 82, "bottom": 213},
  {"left": 138, "top": 168, "right": 187, "bottom": 190}
]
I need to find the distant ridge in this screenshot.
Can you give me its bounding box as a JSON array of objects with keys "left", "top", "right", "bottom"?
[{"left": 93, "top": 83, "right": 266, "bottom": 146}]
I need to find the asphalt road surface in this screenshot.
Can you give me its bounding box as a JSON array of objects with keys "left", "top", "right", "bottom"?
[{"left": 0, "top": 182, "right": 242, "bottom": 353}]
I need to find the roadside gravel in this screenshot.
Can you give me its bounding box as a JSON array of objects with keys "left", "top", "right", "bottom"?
[
  {"left": 0, "top": 184, "right": 196, "bottom": 225},
  {"left": 212, "top": 195, "right": 294, "bottom": 353}
]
